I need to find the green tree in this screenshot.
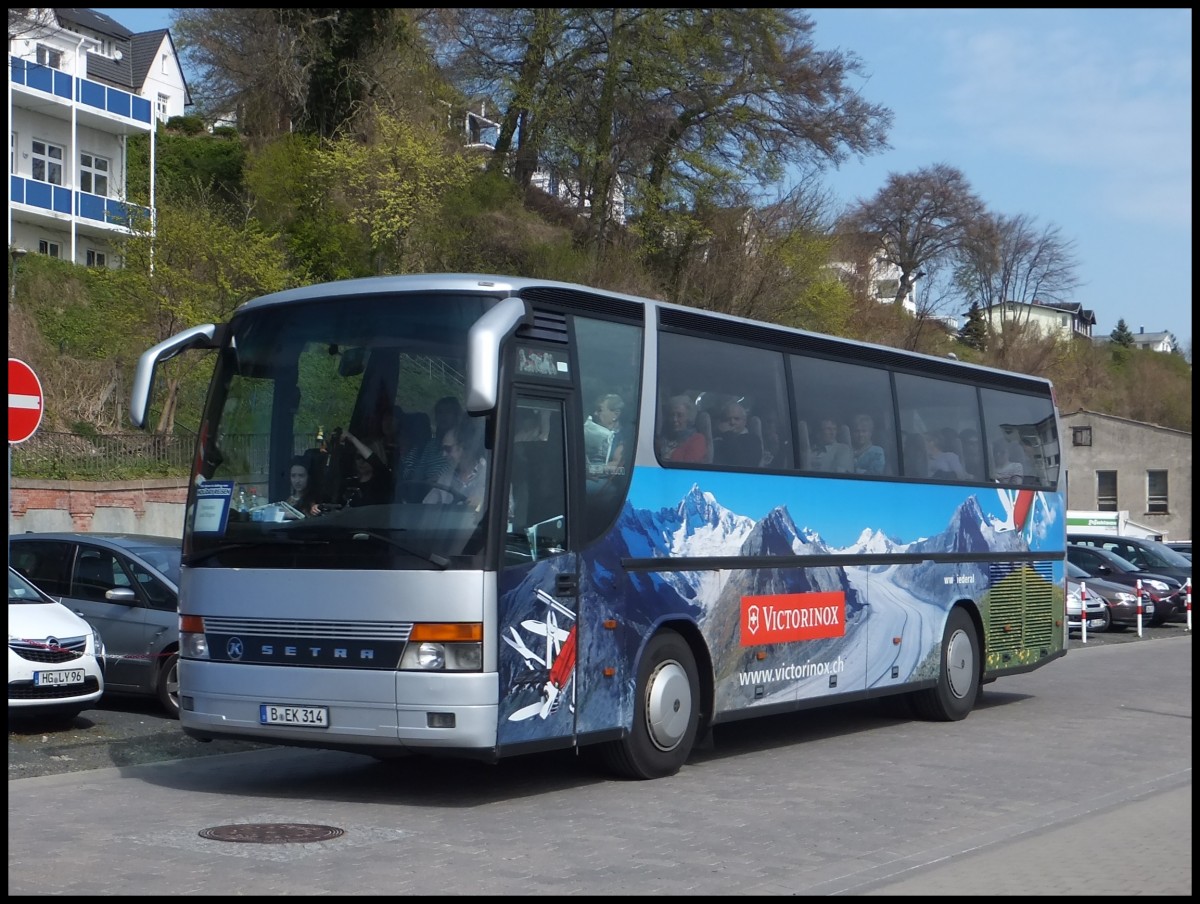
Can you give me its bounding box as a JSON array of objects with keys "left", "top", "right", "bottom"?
[
  {"left": 1109, "top": 319, "right": 1135, "bottom": 347},
  {"left": 117, "top": 190, "right": 293, "bottom": 433},
  {"left": 958, "top": 302, "right": 988, "bottom": 351},
  {"left": 425, "top": 9, "right": 892, "bottom": 265},
  {"left": 311, "top": 113, "right": 478, "bottom": 273}
]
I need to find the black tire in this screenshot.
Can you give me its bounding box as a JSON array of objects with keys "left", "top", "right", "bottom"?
[
  {"left": 598, "top": 630, "right": 700, "bottom": 780},
  {"left": 910, "top": 608, "right": 979, "bottom": 722},
  {"left": 1094, "top": 605, "right": 1112, "bottom": 633},
  {"left": 156, "top": 651, "right": 181, "bottom": 719}
]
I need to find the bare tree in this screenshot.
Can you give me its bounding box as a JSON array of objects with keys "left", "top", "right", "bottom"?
[
  {"left": 839, "top": 163, "right": 987, "bottom": 317},
  {"left": 8, "top": 8, "right": 57, "bottom": 42},
  {"left": 954, "top": 211, "right": 1080, "bottom": 363}
]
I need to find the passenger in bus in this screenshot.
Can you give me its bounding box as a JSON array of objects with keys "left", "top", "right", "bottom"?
[
  {"left": 657, "top": 395, "right": 708, "bottom": 463},
  {"left": 991, "top": 438, "right": 1025, "bottom": 485},
  {"left": 515, "top": 407, "right": 550, "bottom": 443},
  {"left": 924, "top": 431, "right": 968, "bottom": 480},
  {"left": 413, "top": 396, "right": 463, "bottom": 485},
  {"left": 712, "top": 400, "right": 762, "bottom": 467},
  {"left": 423, "top": 416, "right": 488, "bottom": 510},
  {"left": 282, "top": 454, "right": 321, "bottom": 517},
  {"left": 958, "top": 428, "right": 986, "bottom": 480},
  {"left": 342, "top": 430, "right": 393, "bottom": 506},
  {"left": 850, "top": 414, "right": 886, "bottom": 475},
  {"left": 585, "top": 392, "right": 627, "bottom": 491},
  {"left": 810, "top": 417, "right": 852, "bottom": 473}
]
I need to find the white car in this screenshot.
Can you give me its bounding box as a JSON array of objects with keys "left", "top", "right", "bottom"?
[{"left": 8, "top": 566, "right": 105, "bottom": 720}]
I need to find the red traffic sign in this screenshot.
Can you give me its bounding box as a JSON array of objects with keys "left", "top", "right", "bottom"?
[{"left": 8, "top": 358, "right": 44, "bottom": 444}]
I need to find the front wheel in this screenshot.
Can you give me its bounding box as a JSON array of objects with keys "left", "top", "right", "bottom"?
[
  {"left": 598, "top": 630, "right": 700, "bottom": 780},
  {"left": 156, "top": 651, "right": 181, "bottom": 719},
  {"left": 910, "top": 608, "right": 979, "bottom": 721}
]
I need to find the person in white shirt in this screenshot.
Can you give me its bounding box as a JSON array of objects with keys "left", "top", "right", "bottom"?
[{"left": 585, "top": 392, "right": 626, "bottom": 492}]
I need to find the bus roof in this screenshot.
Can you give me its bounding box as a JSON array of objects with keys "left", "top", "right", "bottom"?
[{"left": 233, "top": 273, "right": 1054, "bottom": 393}]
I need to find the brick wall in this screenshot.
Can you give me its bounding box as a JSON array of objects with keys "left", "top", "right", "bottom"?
[{"left": 9, "top": 479, "right": 189, "bottom": 538}]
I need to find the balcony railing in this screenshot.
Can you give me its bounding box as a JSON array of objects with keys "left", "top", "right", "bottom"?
[
  {"left": 10, "top": 55, "right": 152, "bottom": 126},
  {"left": 10, "top": 174, "right": 150, "bottom": 230}
]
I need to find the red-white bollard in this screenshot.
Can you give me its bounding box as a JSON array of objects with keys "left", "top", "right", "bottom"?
[
  {"left": 1079, "top": 581, "right": 1088, "bottom": 643},
  {"left": 1135, "top": 579, "right": 1144, "bottom": 637},
  {"left": 1186, "top": 577, "right": 1192, "bottom": 632}
]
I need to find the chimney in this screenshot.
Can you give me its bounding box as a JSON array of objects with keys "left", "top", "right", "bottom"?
[{"left": 1139, "top": 326, "right": 1144, "bottom": 333}]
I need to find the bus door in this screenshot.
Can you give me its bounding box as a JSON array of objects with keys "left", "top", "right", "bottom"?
[{"left": 495, "top": 390, "right": 581, "bottom": 748}]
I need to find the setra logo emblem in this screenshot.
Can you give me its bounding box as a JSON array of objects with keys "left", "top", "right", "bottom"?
[{"left": 226, "top": 637, "right": 244, "bottom": 661}]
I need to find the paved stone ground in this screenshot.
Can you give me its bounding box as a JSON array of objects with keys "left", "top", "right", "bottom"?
[{"left": 8, "top": 635, "right": 1191, "bottom": 895}]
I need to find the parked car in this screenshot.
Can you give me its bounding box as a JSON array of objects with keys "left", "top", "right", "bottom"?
[
  {"left": 1065, "top": 579, "right": 1109, "bottom": 633},
  {"left": 8, "top": 566, "right": 105, "bottom": 721},
  {"left": 9, "top": 533, "right": 182, "bottom": 717},
  {"left": 1068, "top": 534, "right": 1192, "bottom": 622},
  {"left": 1068, "top": 533, "right": 1192, "bottom": 585},
  {"left": 1066, "top": 560, "right": 1151, "bottom": 632},
  {"left": 1164, "top": 540, "right": 1191, "bottom": 561},
  {"left": 1066, "top": 543, "right": 1181, "bottom": 626}
]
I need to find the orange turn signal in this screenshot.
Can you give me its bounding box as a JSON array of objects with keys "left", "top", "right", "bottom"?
[{"left": 409, "top": 623, "right": 483, "bottom": 642}]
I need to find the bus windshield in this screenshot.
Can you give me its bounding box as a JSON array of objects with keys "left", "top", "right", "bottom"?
[{"left": 186, "top": 292, "right": 497, "bottom": 570}]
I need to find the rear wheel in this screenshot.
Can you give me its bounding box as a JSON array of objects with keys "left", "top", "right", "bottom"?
[
  {"left": 910, "top": 608, "right": 979, "bottom": 722},
  {"left": 598, "top": 630, "right": 699, "bottom": 780},
  {"left": 156, "top": 652, "right": 180, "bottom": 719}
]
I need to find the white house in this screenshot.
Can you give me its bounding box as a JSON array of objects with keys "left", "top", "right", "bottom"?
[
  {"left": 8, "top": 8, "right": 190, "bottom": 267},
  {"left": 1127, "top": 327, "right": 1176, "bottom": 353},
  {"left": 975, "top": 299, "right": 1097, "bottom": 342}
]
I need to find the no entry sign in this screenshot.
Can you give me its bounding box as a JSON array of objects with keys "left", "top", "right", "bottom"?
[{"left": 8, "top": 358, "right": 44, "bottom": 444}]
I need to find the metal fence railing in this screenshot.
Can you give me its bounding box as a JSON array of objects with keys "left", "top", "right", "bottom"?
[{"left": 10, "top": 432, "right": 196, "bottom": 480}]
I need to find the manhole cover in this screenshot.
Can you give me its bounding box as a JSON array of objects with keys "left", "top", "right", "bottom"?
[{"left": 198, "top": 823, "right": 345, "bottom": 844}]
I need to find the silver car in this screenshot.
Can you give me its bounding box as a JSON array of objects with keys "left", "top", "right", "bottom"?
[{"left": 9, "top": 533, "right": 181, "bottom": 717}]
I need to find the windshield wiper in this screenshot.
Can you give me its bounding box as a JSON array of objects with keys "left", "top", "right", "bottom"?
[
  {"left": 284, "top": 524, "right": 450, "bottom": 569},
  {"left": 347, "top": 529, "right": 450, "bottom": 569},
  {"left": 185, "top": 536, "right": 314, "bottom": 565}
]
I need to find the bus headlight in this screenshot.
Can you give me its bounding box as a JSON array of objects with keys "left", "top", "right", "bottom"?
[
  {"left": 400, "top": 641, "right": 483, "bottom": 671},
  {"left": 399, "top": 623, "right": 483, "bottom": 672}
]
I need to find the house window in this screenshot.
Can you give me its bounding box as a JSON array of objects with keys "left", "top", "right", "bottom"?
[
  {"left": 86, "top": 249, "right": 107, "bottom": 268},
  {"left": 80, "top": 153, "right": 110, "bottom": 196},
  {"left": 875, "top": 279, "right": 899, "bottom": 300},
  {"left": 1072, "top": 426, "right": 1092, "bottom": 447},
  {"left": 1096, "top": 470, "right": 1117, "bottom": 512},
  {"left": 10, "top": 131, "right": 15, "bottom": 173},
  {"left": 38, "top": 240, "right": 62, "bottom": 258},
  {"left": 157, "top": 94, "right": 170, "bottom": 123},
  {"left": 1147, "top": 471, "right": 1168, "bottom": 515},
  {"left": 36, "top": 45, "right": 63, "bottom": 69},
  {"left": 32, "top": 140, "right": 64, "bottom": 185}
]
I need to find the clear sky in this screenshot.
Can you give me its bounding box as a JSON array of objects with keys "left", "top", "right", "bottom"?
[{"left": 97, "top": 9, "right": 1192, "bottom": 352}]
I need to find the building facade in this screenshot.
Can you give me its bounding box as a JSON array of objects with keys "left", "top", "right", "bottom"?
[
  {"left": 8, "top": 8, "right": 189, "bottom": 266},
  {"left": 978, "top": 299, "right": 1097, "bottom": 342},
  {"left": 1061, "top": 408, "right": 1191, "bottom": 542}
]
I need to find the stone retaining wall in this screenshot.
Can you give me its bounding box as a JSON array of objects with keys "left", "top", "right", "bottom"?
[{"left": 9, "top": 479, "right": 188, "bottom": 538}]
